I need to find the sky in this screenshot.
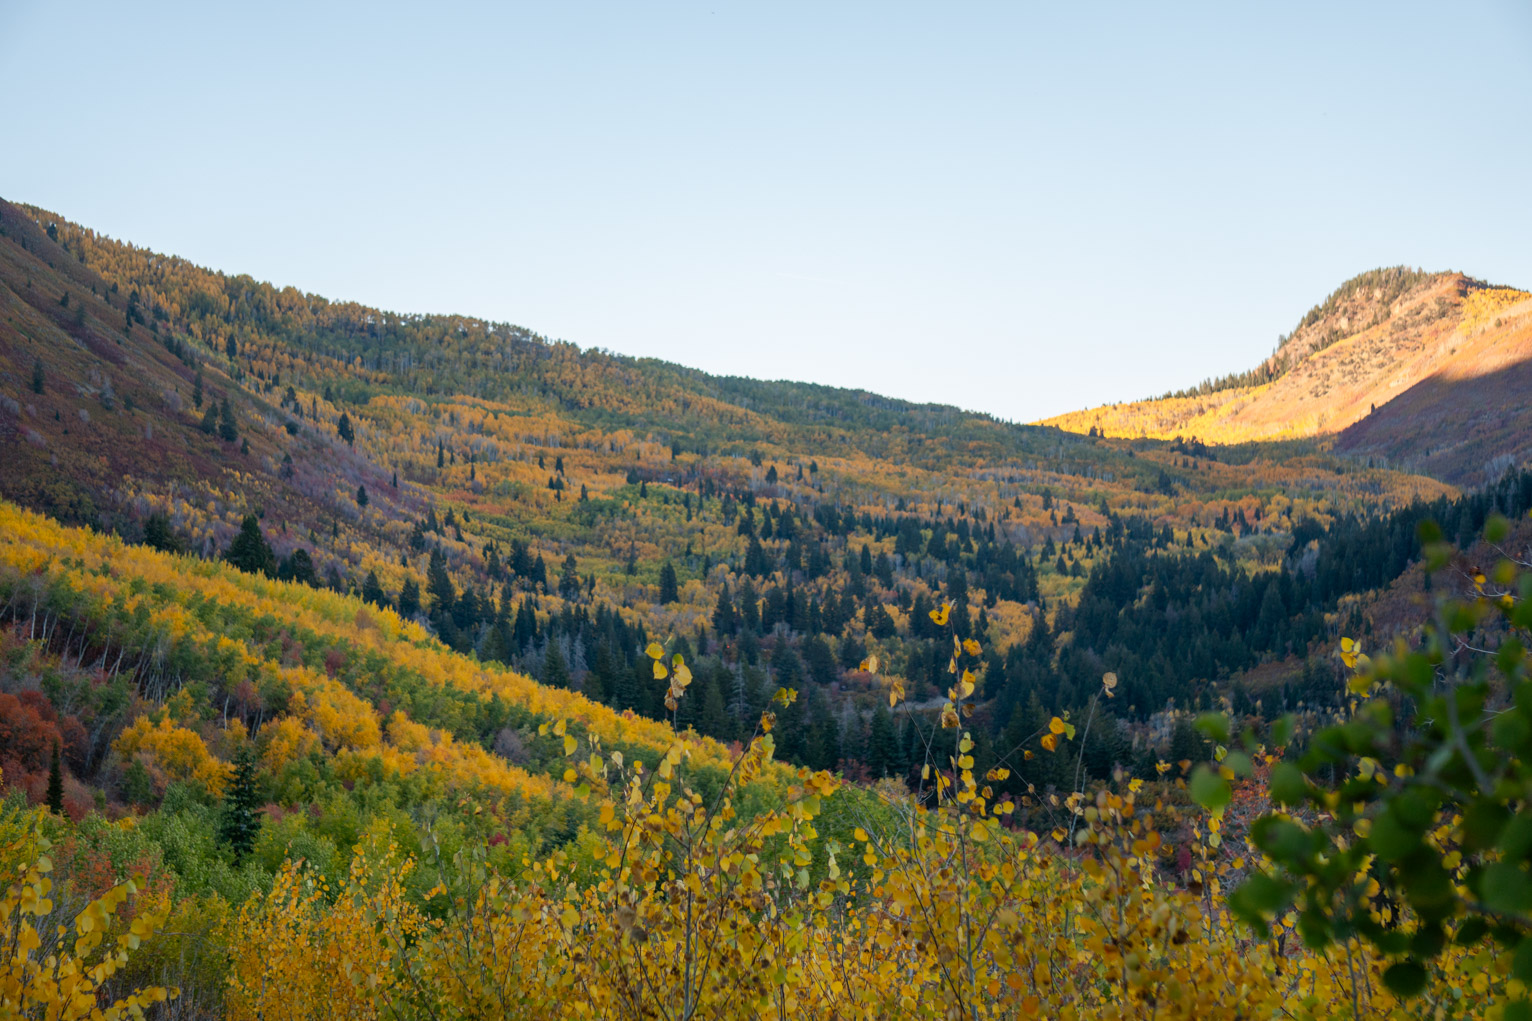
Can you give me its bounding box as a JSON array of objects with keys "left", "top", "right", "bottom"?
[{"left": 3, "top": 2, "right": 1530, "bottom": 422}]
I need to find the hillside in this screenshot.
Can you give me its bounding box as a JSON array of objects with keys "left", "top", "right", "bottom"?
[
  {"left": 1041, "top": 268, "right": 1532, "bottom": 484},
  {"left": 5, "top": 199, "right": 1532, "bottom": 1019},
  {"left": 0, "top": 196, "right": 1489, "bottom": 772}
]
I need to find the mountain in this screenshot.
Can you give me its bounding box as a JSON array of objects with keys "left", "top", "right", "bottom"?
[
  {"left": 5, "top": 196, "right": 1532, "bottom": 1018},
  {"left": 1040, "top": 268, "right": 1532, "bottom": 485},
  {"left": 3, "top": 194, "right": 1527, "bottom": 800}
]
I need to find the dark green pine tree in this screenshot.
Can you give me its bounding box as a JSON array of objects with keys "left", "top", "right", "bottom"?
[
  {"left": 542, "top": 643, "right": 571, "bottom": 689},
  {"left": 559, "top": 554, "right": 581, "bottom": 600},
  {"left": 46, "top": 742, "right": 64, "bottom": 815},
  {"left": 218, "top": 397, "right": 238, "bottom": 442},
  {"left": 356, "top": 484, "right": 369, "bottom": 508},
  {"left": 337, "top": 412, "right": 355, "bottom": 447},
  {"left": 865, "top": 702, "right": 899, "bottom": 778},
  {"left": 658, "top": 561, "right": 680, "bottom": 604},
  {"left": 362, "top": 569, "right": 386, "bottom": 607},
  {"left": 225, "top": 515, "right": 277, "bottom": 577},
  {"left": 31, "top": 358, "right": 46, "bottom": 395},
  {"left": 192, "top": 369, "right": 203, "bottom": 409},
  {"left": 398, "top": 576, "right": 422, "bottom": 617},
  {"left": 426, "top": 547, "right": 455, "bottom": 612},
  {"left": 200, "top": 405, "right": 218, "bottom": 434},
  {"left": 218, "top": 746, "right": 262, "bottom": 861}
]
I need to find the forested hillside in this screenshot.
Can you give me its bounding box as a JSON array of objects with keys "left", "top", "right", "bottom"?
[{"left": 4, "top": 197, "right": 1532, "bottom": 1018}]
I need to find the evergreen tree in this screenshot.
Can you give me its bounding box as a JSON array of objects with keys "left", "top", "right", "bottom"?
[
  {"left": 200, "top": 405, "right": 218, "bottom": 434},
  {"left": 362, "top": 569, "right": 386, "bottom": 606},
  {"left": 192, "top": 369, "right": 203, "bottom": 408},
  {"left": 218, "top": 397, "right": 238, "bottom": 442},
  {"left": 357, "top": 484, "right": 369, "bottom": 507},
  {"left": 427, "top": 547, "right": 455, "bottom": 612},
  {"left": 712, "top": 586, "right": 738, "bottom": 636},
  {"left": 225, "top": 515, "right": 277, "bottom": 577},
  {"left": 142, "top": 512, "right": 182, "bottom": 553},
  {"left": 337, "top": 411, "right": 355, "bottom": 446},
  {"left": 865, "top": 703, "right": 898, "bottom": 777},
  {"left": 46, "top": 742, "right": 64, "bottom": 815},
  {"left": 698, "top": 672, "right": 731, "bottom": 740},
  {"left": 31, "top": 358, "right": 45, "bottom": 395},
  {"left": 658, "top": 561, "right": 680, "bottom": 604},
  {"left": 559, "top": 554, "right": 581, "bottom": 600},
  {"left": 543, "top": 644, "right": 571, "bottom": 689},
  {"left": 218, "top": 746, "right": 262, "bottom": 861},
  {"left": 398, "top": 576, "right": 422, "bottom": 617}
]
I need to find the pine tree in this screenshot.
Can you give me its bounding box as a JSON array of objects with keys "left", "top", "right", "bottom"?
[
  {"left": 337, "top": 412, "right": 354, "bottom": 447},
  {"left": 192, "top": 369, "right": 203, "bottom": 409},
  {"left": 218, "top": 746, "right": 262, "bottom": 861},
  {"left": 31, "top": 358, "right": 45, "bottom": 395},
  {"left": 225, "top": 515, "right": 277, "bottom": 577},
  {"left": 543, "top": 644, "right": 571, "bottom": 689},
  {"left": 427, "top": 548, "right": 455, "bottom": 612},
  {"left": 559, "top": 554, "right": 581, "bottom": 600},
  {"left": 218, "top": 397, "right": 238, "bottom": 442},
  {"left": 46, "top": 742, "right": 64, "bottom": 815},
  {"left": 398, "top": 576, "right": 422, "bottom": 617},
  {"left": 357, "top": 484, "right": 369, "bottom": 507},
  {"left": 865, "top": 703, "right": 898, "bottom": 778},
  {"left": 362, "top": 570, "right": 386, "bottom": 606},
  {"left": 659, "top": 561, "right": 680, "bottom": 604}
]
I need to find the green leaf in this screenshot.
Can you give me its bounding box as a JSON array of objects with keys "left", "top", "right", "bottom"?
[
  {"left": 1482, "top": 862, "right": 1532, "bottom": 915},
  {"left": 1194, "top": 712, "right": 1229, "bottom": 744},
  {"left": 1486, "top": 513, "right": 1510, "bottom": 544},
  {"left": 1513, "top": 938, "right": 1532, "bottom": 984},
  {"left": 1223, "top": 751, "right": 1254, "bottom": 779},
  {"left": 1271, "top": 714, "right": 1296, "bottom": 749},
  {"left": 1189, "top": 764, "right": 1230, "bottom": 813},
  {"left": 1269, "top": 762, "right": 1306, "bottom": 806},
  {"left": 1369, "top": 810, "right": 1420, "bottom": 863},
  {"left": 1229, "top": 873, "right": 1291, "bottom": 925},
  {"left": 1382, "top": 960, "right": 1428, "bottom": 997}
]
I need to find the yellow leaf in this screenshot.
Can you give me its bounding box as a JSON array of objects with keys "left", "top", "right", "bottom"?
[
  {"left": 930, "top": 602, "right": 950, "bottom": 626},
  {"left": 1048, "top": 717, "right": 1066, "bottom": 735},
  {"left": 653, "top": 660, "right": 668, "bottom": 679},
  {"left": 646, "top": 642, "right": 665, "bottom": 660},
  {"left": 860, "top": 655, "right": 879, "bottom": 674},
  {"left": 963, "top": 638, "right": 981, "bottom": 656},
  {"left": 1041, "top": 733, "right": 1058, "bottom": 752},
  {"left": 563, "top": 734, "right": 577, "bottom": 755}
]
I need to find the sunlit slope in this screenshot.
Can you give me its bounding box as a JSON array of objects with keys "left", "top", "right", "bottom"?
[{"left": 1041, "top": 274, "right": 1532, "bottom": 482}]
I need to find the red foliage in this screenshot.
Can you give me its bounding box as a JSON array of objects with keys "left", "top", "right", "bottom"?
[{"left": 0, "top": 691, "right": 63, "bottom": 780}]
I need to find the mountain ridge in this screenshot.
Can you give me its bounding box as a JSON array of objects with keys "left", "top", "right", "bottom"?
[{"left": 1039, "top": 268, "right": 1532, "bottom": 484}]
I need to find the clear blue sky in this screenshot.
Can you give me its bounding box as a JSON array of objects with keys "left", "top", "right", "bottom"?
[{"left": 4, "top": 2, "right": 1529, "bottom": 421}]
